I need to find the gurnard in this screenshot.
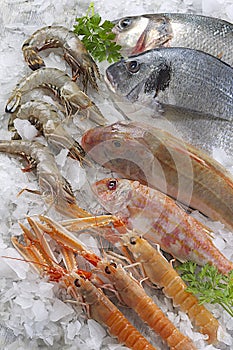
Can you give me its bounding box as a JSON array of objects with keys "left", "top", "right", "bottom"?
[
  {"left": 105, "top": 47, "right": 233, "bottom": 121},
  {"left": 92, "top": 178, "right": 233, "bottom": 275},
  {"left": 112, "top": 13, "right": 233, "bottom": 66},
  {"left": 82, "top": 121, "right": 233, "bottom": 231}
]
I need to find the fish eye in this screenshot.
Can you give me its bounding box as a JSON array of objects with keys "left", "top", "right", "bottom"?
[
  {"left": 126, "top": 61, "right": 140, "bottom": 73},
  {"left": 112, "top": 140, "right": 121, "bottom": 148},
  {"left": 129, "top": 236, "right": 137, "bottom": 245},
  {"left": 119, "top": 18, "right": 132, "bottom": 30},
  {"left": 74, "top": 278, "right": 81, "bottom": 287},
  {"left": 107, "top": 179, "right": 117, "bottom": 191}
]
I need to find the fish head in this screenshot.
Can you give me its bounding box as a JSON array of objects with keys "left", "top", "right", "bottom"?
[
  {"left": 112, "top": 16, "right": 149, "bottom": 56},
  {"left": 112, "top": 14, "right": 173, "bottom": 56},
  {"left": 92, "top": 178, "right": 133, "bottom": 216},
  {"left": 105, "top": 49, "right": 172, "bottom": 104},
  {"left": 82, "top": 121, "right": 154, "bottom": 183}
]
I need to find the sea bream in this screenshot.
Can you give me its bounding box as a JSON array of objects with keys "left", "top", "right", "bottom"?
[
  {"left": 105, "top": 47, "right": 233, "bottom": 121},
  {"left": 112, "top": 13, "right": 233, "bottom": 66}
]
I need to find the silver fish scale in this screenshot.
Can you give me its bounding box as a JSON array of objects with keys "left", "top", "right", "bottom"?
[
  {"left": 113, "top": 13, "right": 233, "bottom": 66},
  {"left": 155, "top": 48, "right": 233, "bottom": 121},
  {"left": 106, "top": 47, "right": 233, "bottom": 121}
]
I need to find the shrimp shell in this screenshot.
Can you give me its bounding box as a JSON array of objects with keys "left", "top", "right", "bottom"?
[
  {"left": 5, "top": 68, "right": 106, "bottom": 126},
  {"left": 22, "top": 25, "right": 100, "bottom": 91},
  {"left": 0, "top": 140, "right": 89, "bottom": 218},
  {"left": 122, "top": 232, "right": 219, "bottom": 344},
  {"left": 98, "top": 260, "right": 197, "bottom": 350},
  {"left": 9, "top": 100, "right": 88, "bottom": 164}
]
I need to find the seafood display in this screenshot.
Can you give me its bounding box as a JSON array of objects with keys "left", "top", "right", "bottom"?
[
  {"left": 82, "top": 121, "right": 233, "bottom": 230},
  {"left": 105, "top": 47, "right": 233, "bottom": 121},
  {"left": 22, "top": 25, "right": 100, "bottom": 91},
  {"left": 112, "top": 13, "right": 233, "bottom": 66},
  {"left": 5, "top": 67, "right": 106, "bottom": 125},
  {"left": 1, "top": 3, "right": 233, "bottom": 350}
]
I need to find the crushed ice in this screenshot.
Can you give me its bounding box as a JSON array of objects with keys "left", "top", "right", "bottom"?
[{"left": 0, "top": 0, "right": 232, "bottom": 349}]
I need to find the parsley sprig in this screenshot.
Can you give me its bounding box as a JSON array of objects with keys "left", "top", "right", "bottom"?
[
  {"left": 177, "top": 262, "right": 233, "bottom": 317},
  {"left": 74, "top": 2, "right": 122, "bottom": 63}
]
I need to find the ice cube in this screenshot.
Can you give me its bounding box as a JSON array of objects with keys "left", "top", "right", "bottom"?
[{"left": 49, "top": 299, "right": 74, "bottom": 322}]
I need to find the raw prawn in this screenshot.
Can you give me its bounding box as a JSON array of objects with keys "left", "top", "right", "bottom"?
[
  {"left": 22, "top": 25, "right": 100, "bottom": 91},
  {"left": 0, "top": 140, "right": 90, "bottom": 218},
  {"left": 5, "top": 67, "right": 106, "bottom": 125},
  {"left": 122, "top": 232, "right": 220, "bottom": 344},
  {"left": 8, "top": 100, "right": 88, "bottom": 164}
]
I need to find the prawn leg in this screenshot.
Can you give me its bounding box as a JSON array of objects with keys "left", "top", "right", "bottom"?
[
  {"left": 5, "top": 68, "right": 106, "bottom": 126},
  {"left": 22, "top": 25, "right": 100, "bottom": 91}
]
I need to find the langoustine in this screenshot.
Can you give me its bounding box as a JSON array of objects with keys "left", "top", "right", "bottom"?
[
  {"left": 122, "top": 232, "right": 220, "bottom": 344},
  {"left": 92, "top": 178, "right": 233, "bottom": 275},
  {"left": 0, "top": 140, "right": 90, "bottom": 218},
  {"left": 5, "top": 67, "right": 106, "bottom": 126},
  {"left": 22, "top": 25, "right": 100, "bottom": 91},
  {"left": 81, "top": 121, "right": 233, "bottom": 231},
  {"left": 17, "top": 215, "right": 198, "bottom": 350},
  {"left": 11, "top": 218, "right": 157, "bottom": 350}
]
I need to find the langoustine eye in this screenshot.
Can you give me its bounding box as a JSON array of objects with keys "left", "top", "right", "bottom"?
[{"left": 107, "top": 180, "right": 117, "bottom": 190}]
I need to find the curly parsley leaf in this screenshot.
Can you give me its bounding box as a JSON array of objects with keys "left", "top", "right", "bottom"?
[
  {"left": 177, "top": 262, "right": 233, "bottom": 317},
  {"left": 74, "top": 2, "right": 121, "bottom": 63}
]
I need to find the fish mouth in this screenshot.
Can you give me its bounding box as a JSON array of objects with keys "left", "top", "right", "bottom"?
[{"left": 104, "top": 69, "right": 119, "bottom": 94}]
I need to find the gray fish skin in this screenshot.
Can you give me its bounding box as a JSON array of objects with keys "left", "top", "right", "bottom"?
[
  {"left": 112, "top": 13, "right": 233, "bottom": 66},
  {"left": 105, "top": 47, "right": 233, "bottom": 122},
  {"left": 127, "top": 105, "right": 233, "bottom": 156}
]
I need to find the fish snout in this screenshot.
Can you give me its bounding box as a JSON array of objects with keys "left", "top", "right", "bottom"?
[
  {"left": 105, "top": 67, "right": 118, "bottom": 92},
  {"left": 81, "top": 128, "right": 95, "bottom": 152}
]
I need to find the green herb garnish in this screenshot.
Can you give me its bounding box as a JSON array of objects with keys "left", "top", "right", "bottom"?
[
  {"left": 74, "top": 2, "right": 122, "bottom": 63},
  {"left": 177, "top": 262, "right": 233, "bottom": 317}
]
